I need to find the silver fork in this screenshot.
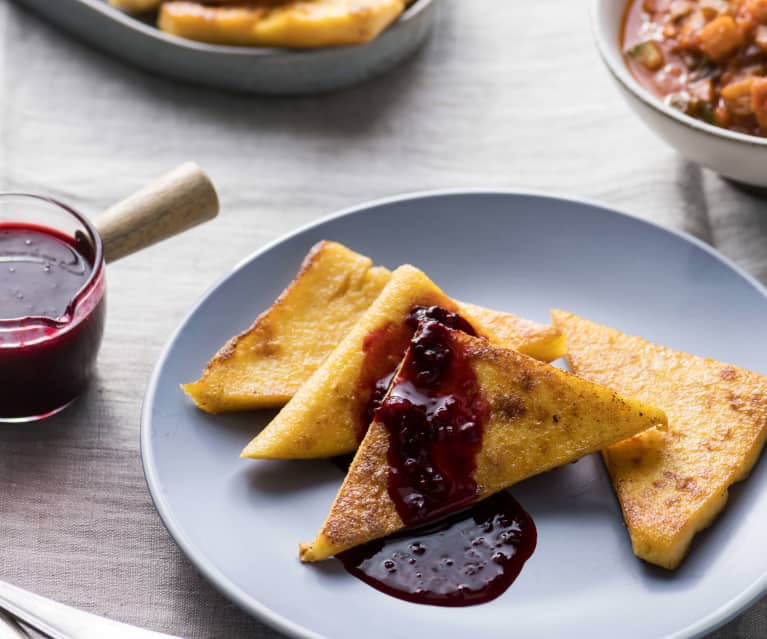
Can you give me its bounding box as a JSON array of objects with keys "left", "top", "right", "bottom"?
[
  {"left": 0, "top": 611, "right": 30, "bottom": 639},
  {"left": 0, "top": 580, "right": 181, "bottom": 639}
]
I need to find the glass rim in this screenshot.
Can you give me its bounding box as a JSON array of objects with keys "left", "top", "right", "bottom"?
[{"left": 0, "top": 193, "right": 104, "bottom": 328}]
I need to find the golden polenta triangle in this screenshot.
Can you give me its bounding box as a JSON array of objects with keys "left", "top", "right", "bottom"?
[
  {"left": 183, "top": 241, "right": 391, "bottom": 413},
  {"left": 184, "top": 241, "right": 564, "bottom": 414},
  {"left": 551, "top": 310, "right": 767, "bottom": 570},
  {"left": 455, "top": 301, "right": 564, "bottom": 363},
  {"left": 299, "top": 326, "right": 666, "bottom": 561},
  {"left": 240, "top": 264, "right": 565, "bottom": 460},
  {"left": 158, "top": 0, "right": 407, "bottom": 48}
]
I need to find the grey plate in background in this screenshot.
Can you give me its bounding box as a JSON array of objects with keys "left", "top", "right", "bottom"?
[
  {"left": 11, "top": 0, "right": 437, "bottom": 95},
  {"left": 142, "top": 191, "right": 767, "bottom": 639}
]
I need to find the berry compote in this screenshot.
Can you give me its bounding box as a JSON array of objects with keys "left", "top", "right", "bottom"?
[
  {"left": 380, "top": 316, "right": 486, "bottom": 526},
  {"left": 358, "top": 305, "right": 478, "bottom": 443}
]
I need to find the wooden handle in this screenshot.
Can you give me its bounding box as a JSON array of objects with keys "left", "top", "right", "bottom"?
[{"left": 95, "top": 162, "right": 219, "bottom": 263}]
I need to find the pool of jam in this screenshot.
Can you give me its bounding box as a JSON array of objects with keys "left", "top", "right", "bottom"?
[
  {"left": 338, "top": 492, "right": 537, "bottom": 607},
  {"left": 0, "top": 223, "right": 105, "bottom": 419}
]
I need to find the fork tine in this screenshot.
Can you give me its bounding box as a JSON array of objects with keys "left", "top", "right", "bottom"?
[{"left": 0, "top": 611, "right": 31, "bottom": 639}]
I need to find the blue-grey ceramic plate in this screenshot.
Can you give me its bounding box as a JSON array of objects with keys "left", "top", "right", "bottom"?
[
  {"left": 142, "top": 192, "right": 767, "bottom": 639},
  {"left": 12, "top": 0, "right": 436, "bottom": 95}
]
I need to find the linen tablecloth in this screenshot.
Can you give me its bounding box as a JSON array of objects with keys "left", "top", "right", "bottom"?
[{"left": 1, "top": 1, "right": 766, "bottom": 637}]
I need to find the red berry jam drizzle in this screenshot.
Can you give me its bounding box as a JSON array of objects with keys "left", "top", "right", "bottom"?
[
  {"left": 341, "top": 306, "right": 537, "bottom": 606},
  {"left": 381, "top": 310, "right": 485, "bottom": 526},
  {"left": 338, "top": 492, "right": 536, "bottom": 607},
  {"left": 0, "top": 223, "right": 105, "bottom": 419},
  {"left": 357, "top": 321, "right": 413, "bottom": 442},
  {"left": 358, "top": 306, "right": 479, "bottom": 444}
]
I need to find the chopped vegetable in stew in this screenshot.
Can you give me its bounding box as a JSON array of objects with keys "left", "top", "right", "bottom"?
[{"left": 623, "top": 0, "right": 767, "bottom": 136}]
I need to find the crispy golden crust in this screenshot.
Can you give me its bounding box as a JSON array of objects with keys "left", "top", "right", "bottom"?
[
  {"left": 552, "top": 310, "right": 767, "bottom": 569},
  {"left": 299, "top": 329, "right": 666, "bottom": 561},
  {"left": 458, "top": 302, "right": 566, "bottom": 362},
  {"left": 302, "top": 423, "right": 400, "bottom": 559},
  {"left": 158, "top": 0, "right": 406, "bottom": 48}
]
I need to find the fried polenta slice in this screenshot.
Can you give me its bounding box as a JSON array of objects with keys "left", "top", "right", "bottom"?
[
  {"left": 551, "top": 310, "right": 767, "bottom": 570},
  {"left": 299, "top": 326, "right": 666, "bottom": 561},
  {"left": 241, "top": 265, "right": 566, "bottom": 459},
  {"left": 458, "top": 301, "right": 564, "bottom": 363},
  {"left": 184, "top": 242, "right": 564, "bottom": 413},
  {"left": 183, "top": 241, "right": 390, "bottom": 412},
  {"left": 158, "top": 0, "right": 406, "bottom": 48}
]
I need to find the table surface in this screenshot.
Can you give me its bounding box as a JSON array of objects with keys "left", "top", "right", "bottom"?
[{"left": 1, "top": 1, "right": 766, "bottom": 638}]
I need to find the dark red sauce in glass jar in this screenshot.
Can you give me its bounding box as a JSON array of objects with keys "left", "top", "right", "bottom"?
[{"left": 0, "top": 195, "right": 105, "bottom": 422}]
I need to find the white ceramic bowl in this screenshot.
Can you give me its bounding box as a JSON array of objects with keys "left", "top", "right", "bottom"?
[{"left": 592, "top": 0, "right": 767, "bottom": 187}]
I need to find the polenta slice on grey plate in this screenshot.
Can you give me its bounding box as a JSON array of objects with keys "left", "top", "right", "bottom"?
[
  {"left": 183, "top": 241, "right": 390, "bottom": 413},
  {"left": 552, "top": 310, "right": 767, "bottom": 570}
]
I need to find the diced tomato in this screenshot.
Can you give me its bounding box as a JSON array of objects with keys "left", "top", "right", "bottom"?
[{"left": 699, "top": 15, "right": 745, "bottom": 60}]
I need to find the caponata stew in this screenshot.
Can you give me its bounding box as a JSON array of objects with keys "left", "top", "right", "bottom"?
[{"left": 623, "top": 0, "right": 767, "bottom": 137}]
